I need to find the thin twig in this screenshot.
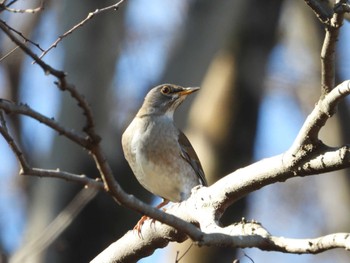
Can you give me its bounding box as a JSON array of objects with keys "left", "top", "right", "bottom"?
[
  {"left": 0, "top": 20, "right": 45, "bottom": 51},
  {"left": 54, "top": 80, "right": 97, "bottom": 141},
  {"left": 0, "top": 116, "right": 103, "bottom": 189},
  {"left": 0, "top": 120, "right": 30, "bottom": 170},
  {"left": 0, "top": 19, "right": 97, "bottom": 141},
  {"left": 0, "top": 19, "right": 65, "bottom": 78},
  {"left": 22, "top": 168, "right": 104, "bottom": 189},
  {"left": 10, "top": 188, "right": 98, "bottom": 263},
  {"left": 38, "top": 0, "right": 125, "bottom": 60},
  {"left": 1, "top": 0, "right": 44, "bottom": 14},
  {"left": 0, "top": 45, "right": 19, "bottom": 62},
  {"left": 0, "top": 99, "right": 89, "bottom": 148},
  {"left": 175, "top": 243, "right": 193, "bottom": 263},
  {"left": 304, "top": 0, "right": 333, "bottom": 24},
  {"left": 0, "top": 0, "right": 17, "bottom": 12}
]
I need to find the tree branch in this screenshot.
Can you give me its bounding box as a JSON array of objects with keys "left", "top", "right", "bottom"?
[
  {"left": 304, "top": 0, "right": 333, "bottom": 24},
  {"left": 0, "top": 99, "right": 89, "bottom": 148},
  {"left": 91, "top": 80, "right": 350, "bottom": 262},
  {"left": 38, "top": 0, "right": 126, "bottom": 60},
  {"left": 0, "top": 19, "right": 65, "bottom": 78},
  {"left": 91, "top": 212, "right": 350, "bottom": 262},
  {"left": 0, "top": 13, "right": 207, "bottom": 242},
  {"left": 320, "top": 0, "right": 347, "bottom": 95},
  {"left": 0, "top": 0, "right": 44, "bottom": 14}
]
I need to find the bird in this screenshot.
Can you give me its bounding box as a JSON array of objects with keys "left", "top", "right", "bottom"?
[{"left": 122, "top": 83, "right": 207, "bottom": 233}]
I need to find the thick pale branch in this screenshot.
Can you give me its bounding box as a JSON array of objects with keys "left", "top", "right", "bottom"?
[
  {"left": 287, "top": 80, "right": 350, "bottom": 162},
  {"left": 320, "top": 0, "right": 346, "bottom": 95},
  {"left": 93, "top": 79, "right": 350, "bottom": 261},
  {"left": 92, "top": 214, "right": 350, "bottom": 262},
  {"left": 210, "top": 81, "right": 350, "bottom": 212},
  {"left": 91, "top": 220, "right": 187, "bottom": 263},
  {"left": 268, "top": 233, "right": 350, "bottom": 254}
]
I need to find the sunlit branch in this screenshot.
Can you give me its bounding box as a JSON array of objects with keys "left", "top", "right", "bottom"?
[
  {"left": 287, "top": 80, "right": 350, "bottom": 160},
  {"left": 0, "top": 0, "right": 44, "bottom": 14},
  {"left": 92, "top": 215, "right": 350, "bottom": 262},
  {"left": 320, "top": 0, "right": 347, "bottom": 95}
]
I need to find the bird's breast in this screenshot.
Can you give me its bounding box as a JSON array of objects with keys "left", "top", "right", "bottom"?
[{"left": 123, "top": 116, "right": 200, "bottom": 202}]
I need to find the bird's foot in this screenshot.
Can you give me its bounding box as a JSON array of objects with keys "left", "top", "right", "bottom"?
[
  {"left": 133, "top": 199, "right": 170, "bottom": 237},
  {"left": 133, "top": 215, "right": 149, "bottom": 238}
]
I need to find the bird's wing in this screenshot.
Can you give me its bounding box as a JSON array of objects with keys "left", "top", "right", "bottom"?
[{"left": 178, "top": 131, "right": 207, "bottom": 186}]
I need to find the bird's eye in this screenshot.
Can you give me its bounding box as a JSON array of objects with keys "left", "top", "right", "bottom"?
[{"left": 161, "top": 86, "right": 171, "bottom": 95}]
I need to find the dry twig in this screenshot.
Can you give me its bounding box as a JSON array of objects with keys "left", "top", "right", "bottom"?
[{"left": 38, "top": 0, "right": 125, "bottom": 60}]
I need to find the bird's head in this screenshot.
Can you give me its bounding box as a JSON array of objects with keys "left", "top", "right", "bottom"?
[{"left": 137, "top": 84, "right": 200, "bottom": 118}]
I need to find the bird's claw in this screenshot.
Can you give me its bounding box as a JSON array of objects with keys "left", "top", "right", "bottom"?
[{"left": 133, "top": 215, "right": 147, "bottom": 238}]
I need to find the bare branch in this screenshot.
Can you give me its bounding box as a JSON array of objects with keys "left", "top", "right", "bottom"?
[
  {"left": 287, "top": 80, "right": 350, "bottom": 160},
  {"left": 91, "top": 80, "right": 350, "bottom": 261},
  {"left": 11, "top": 188, "right": 98, "bottom": 263},
  {"left": 38, "top": 0, "right": 125, "bottom": 60},
  {"left": 0, "top": 0, "right": 44, "bottom": 14},
  {"left": 0, "top": 20, "right": 45, "bottom": 52},
  {"left": 211, "top": 81, "right": 350, "bottom": 211},
  {"left": 0, "top": 19, "right": 65, "bottom": 78},
  {"left": 0, "top": 45, "right": 20, "bottom": 62},
  {"left": 304, "top": 0, "right": 333, "bottom": 24},
  {"left": 0, "top": 109, "right": 30, "bottom": 169},
  {"left": 320, "top": 0, "right": 347, "bottom": 95},
  {"left": 0, "top": 19, "right": 98, "bottom": 141},
  {"left": 0, "top": 110, "right": 102, "bottom": 189},
  {"left": 0, "top": 99, "right": 89, "bottom": 148},
  {"left": 92, "top": 210, "right": 350, "bottom": 262},
  {"left": 21, "top": 168, "right": 104, "bottom": 189}
]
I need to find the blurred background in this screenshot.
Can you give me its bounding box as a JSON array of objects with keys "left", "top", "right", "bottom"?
[{"left": 1, "top": 0, "right": 350, "bottom": 262}]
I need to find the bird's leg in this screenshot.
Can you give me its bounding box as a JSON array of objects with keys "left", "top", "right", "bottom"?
[
  {"left": 155, "top": 199, "right": 170, "bottom": 209},
  {"left": 134, "top": 199, "right": 169, "bottom": 237},
  {"left": 150, "top": 199, "right": 169, "bottom": 226}
]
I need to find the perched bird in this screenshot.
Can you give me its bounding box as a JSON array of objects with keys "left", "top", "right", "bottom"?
[{"left": 122, "top": 84, "right": 207, "bottom": 231}]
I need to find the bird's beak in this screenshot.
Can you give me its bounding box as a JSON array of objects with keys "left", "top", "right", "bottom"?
[{"left": 178, "top": 87, "right": 200, "bottom": 96}]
